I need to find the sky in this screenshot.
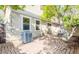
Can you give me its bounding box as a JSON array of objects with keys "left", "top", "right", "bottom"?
[{"left": 25, "top": 5, "right": 43, "bottom": 16}]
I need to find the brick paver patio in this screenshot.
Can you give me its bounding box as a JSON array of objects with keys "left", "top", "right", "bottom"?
[
  {"left": 0, "top": 38, "right": 45, "bottom": 54},
  {"left": 0, "top": 42, "right": 21, "bottom": 54},
  {"left": 0, "top": 35, "right": 79, "bottom": 54}
]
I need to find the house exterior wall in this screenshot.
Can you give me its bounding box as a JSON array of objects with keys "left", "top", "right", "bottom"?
[
  {"left": 5, "top": 11, "right": 22, "bottom": 40},
  {"left": 0, "top": 10, "right": 4, "bottom": 16},
  {"left": 10, "top": 11, "right": 22, "bottom": 35},
  {"left": 10, "top": 10, "right": 41, "bottom": 40},
  {"left": 21, "top": 15, "right": 41, "bottom": 38},
  {"left": 30, "top": 18, "right": 41, "bottom": 38},
  {"left": 0, "top": 9, "right": 41, "bottom": 41}
]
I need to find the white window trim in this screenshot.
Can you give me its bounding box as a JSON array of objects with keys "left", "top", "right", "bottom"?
[
  {"left": 22, "top": 15, "right": 31, "bottom": 31},
  {"left": 35, "top": 20, "right": 40, "bottom": 31}
]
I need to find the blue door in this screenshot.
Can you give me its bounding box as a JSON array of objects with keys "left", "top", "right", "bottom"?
[
  {"left": 21, "top": 31, "right": 32, "bottom": 44},
  {"left": 21, "top": 17, "right": 32, "bottom": 44}
]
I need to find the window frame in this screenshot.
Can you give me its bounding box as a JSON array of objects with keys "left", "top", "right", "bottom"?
[
  {"left": 23, "top": 16, "right": 30, "bottom": 30},
  {"left": 36, "top": 20, "right": 40, "bottom": 30}
]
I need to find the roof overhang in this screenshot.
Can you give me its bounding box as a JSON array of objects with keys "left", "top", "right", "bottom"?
[{"left": 12, "top": 10, "right": 40, "bottom": 19}]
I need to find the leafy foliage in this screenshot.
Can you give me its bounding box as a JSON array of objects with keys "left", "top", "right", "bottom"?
[
  {"left": 41, "top": 5, "right": 79, "bottom": 29},
  {"left": 0, "top": 5, "right": 26, "bottom": 23},
  {"left": 0, "top": 5, "right": 4, "bottom": 10},
  {"left": 63, "top": 14, "right": 79, "bottom": 28},
  {"left": 41, "top": 5, "right": 57, "bottom": 22},
  {"left": 10, "top": 5, "right": 26, "bottom": 10},
  {"left": 0, "top": 5, "right": 26, "bottom": 10},
  {"left": 41, "top": 5, "right": 70, "bottom": 22}
]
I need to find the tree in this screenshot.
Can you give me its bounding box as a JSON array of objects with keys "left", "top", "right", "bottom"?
[
  {"left": 0, "top": 5, "right": 26, "bottom": 23},
  {"left": 41, "top": 5, "right": 57, "bottom": 22},
  {"left": 41, "top": 5, "right": 79, "bottom": 41},
  {"left": 41, "top": 5, "right": 70, "bottom": 23}
]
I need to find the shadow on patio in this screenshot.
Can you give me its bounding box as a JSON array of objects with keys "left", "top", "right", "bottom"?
[{"left": 0, "top": 42, "right": 26, "bottom": 54}]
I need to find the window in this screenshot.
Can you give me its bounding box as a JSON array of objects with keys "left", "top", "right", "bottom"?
[
  {"left": 23, "top": 17, "right": 30, "bottom": 30},
  {"left": 36, "top": 20, "right": 40, "bottom": 30}
]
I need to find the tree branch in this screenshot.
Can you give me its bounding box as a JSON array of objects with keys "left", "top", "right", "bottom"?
[{"left": 67, "top": 26, "right": 77, "bottom": 40}]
